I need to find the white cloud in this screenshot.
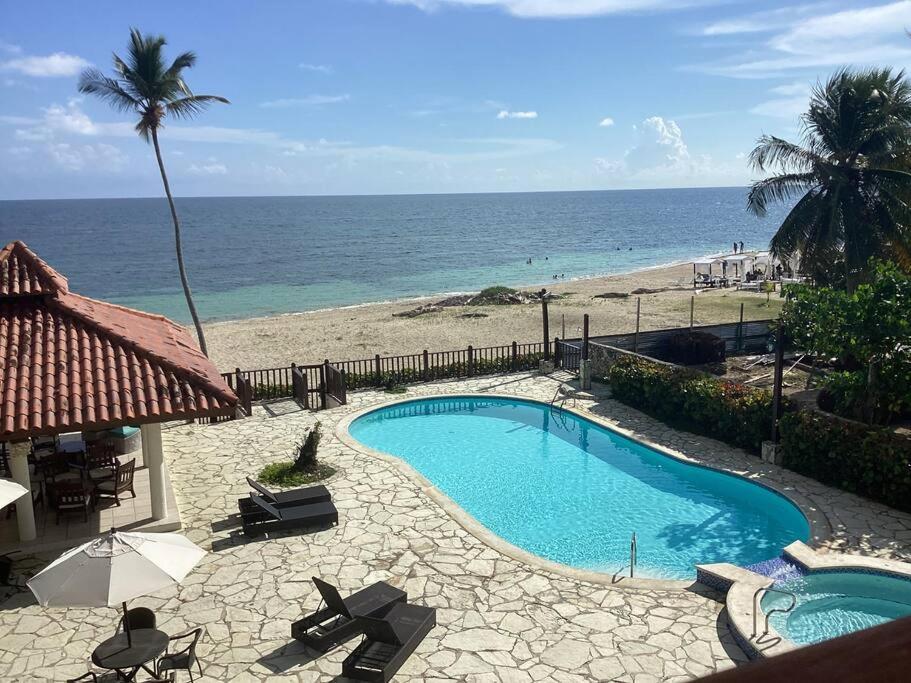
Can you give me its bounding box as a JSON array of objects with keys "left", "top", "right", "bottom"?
[
  {"left": 260, "top": 94, "right": 350, "bottom": 108},
  {"left": 699, "top": 3, "right": 834, "bottom": 36},
  {"left": 691, "top": 1, "right": 911, "bottom": 78},
  {"left": 47, "top": 142, "right": 126, "bottom": 171},
  {"left": 750, "top": 81, "right": 812, "bottom": 118},
  {"left": 385, "top": 0, "right": 715, "bottom": 18},
  {"left": 0, "top": 52, "right": 90, "bottom": 77},
  {"left": 299, "top": 63, "right": 332, "bottom": 74},
  {"left": 497, "top": 110, "right": 538, "bottom": 119},
  {"left": 598, "top": 117, "right": 615, "bottom": 127},
  {"left": 0, "top": 40, "right": 22, "bottom": 55},
  {"left": 625, "top": 116, "right": 690, "bottom": 172},
  {"left": 0, "top": 99, "right": 560, "bottom": 169},
  {"left": 187, "top": 159, "right": 228, "bottom": 175}
]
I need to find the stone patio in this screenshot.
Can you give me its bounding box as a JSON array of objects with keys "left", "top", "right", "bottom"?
[{"left": 2, "top": 371, "right": 911, "bottom": 682}]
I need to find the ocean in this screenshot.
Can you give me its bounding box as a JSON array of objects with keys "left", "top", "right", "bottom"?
[{"left": 1, "top": 188, "right": 786, "bottom": 323}]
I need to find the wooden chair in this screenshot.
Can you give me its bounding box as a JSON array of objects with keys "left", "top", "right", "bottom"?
[
  {"left": 94, "top": 459, "right": 136, "bottom": 506},
  {"left": 84, "top": 450, "right": 117, "bottom": 484},
  {"left": 55, "top": 481, "right": 93, "bottom": 524},
  {"left": 156, "top": 628, "right": 203, "bottom": 682}
]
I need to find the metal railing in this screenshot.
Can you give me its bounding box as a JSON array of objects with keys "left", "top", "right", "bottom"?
[
  {"left": 753, "top": 586, "right": 797, "bottom": 638},
  {"left": 629, "top": 532, "right": 637, "bottom": 578}
]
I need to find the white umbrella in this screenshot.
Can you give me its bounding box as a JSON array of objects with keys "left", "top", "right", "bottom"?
[
  {"left": 27, "top": 529, "right": 205, "bottom": 645},
  {"left": 0, "top": 478, "right": 28, "bottom": 509}
]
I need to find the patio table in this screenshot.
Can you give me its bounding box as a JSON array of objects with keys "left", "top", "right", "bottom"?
[{"left": 91, "top": 627, "right": 168, "bottom": 681}]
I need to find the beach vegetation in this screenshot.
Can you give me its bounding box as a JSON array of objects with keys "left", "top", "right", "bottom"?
[
  {"left": 605, "top": 355, "right": 773, "bottom": 453},
  {"left": 259, "top": 422, "right": 336, "bottom": 486},
  {"left": 782, "top": 260, "right": 911, "bottom": 424},
  {"left": 747, "top": 68, "right": 911, "bottom": 291},
  {"left": 77, "top": 28, "right": 229, "bottom": 356}
]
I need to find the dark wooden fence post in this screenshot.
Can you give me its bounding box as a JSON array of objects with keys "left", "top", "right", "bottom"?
[
  {"left": 541, "top": 289, "right": 550, "bottom": 360},
  {"left": 423, "top": 349, "right": 429, "bottom": 381},
  {"left": 374, "top": 354, "right": 382, "bottom": 386},
  {"left": 511, "top": 341, "right": 518, "bottom": 371},
  {"left": 634, "top": 297, "right": 641, "bottom": 353},
  {"left": 737, "top": 302, "right": 745, "bottom": 353},
  {"left": 690, "top": 296, "right": 695, "bottom": 331},
  {"left": 771, "top": 321, "right": 785, "bottom": 443},
  {"left": 582, "top": 314, "right": 590, "bottom": 361},
  {"left": 320, "top": 361, "right": 328, "bottom": 410},
  {"left": 555, "top": 337, "right": 561, "bottom": 367},
  {"left": 467, "top": 345, "right": 474, "bottom": 376}
]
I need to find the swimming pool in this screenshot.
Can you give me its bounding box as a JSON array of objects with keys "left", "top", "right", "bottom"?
[
  {"left": 348, "top": 396, "right": 809, "bottom": 579},
  {"left": 762, "top": 572, "right": 911, "bottom": 645}
]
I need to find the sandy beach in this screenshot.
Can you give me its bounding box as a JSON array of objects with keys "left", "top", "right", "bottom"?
[{"left": 204, "top": 262, "right": 783, "bottom": 371}]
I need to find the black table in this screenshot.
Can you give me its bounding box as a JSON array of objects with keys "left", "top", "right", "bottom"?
[{"left": 92, "top": 628, "right": 169, "bottom": 681}]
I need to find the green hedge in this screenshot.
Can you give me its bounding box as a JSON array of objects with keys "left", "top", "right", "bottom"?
[
  {"left": 780, "top": 410, "right": 911, "bottom": 512},
  {"left": 606, "top": 355, "right": 773, "bottom": 453}
]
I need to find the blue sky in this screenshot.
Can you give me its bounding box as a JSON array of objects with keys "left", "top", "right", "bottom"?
[{"left": 1, "top": 0, "right": 910, "bottom": 199}]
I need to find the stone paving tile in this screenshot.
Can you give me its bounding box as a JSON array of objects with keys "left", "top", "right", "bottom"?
[{"left": 2, "top": 371, "right": 910, "bottom": 682}]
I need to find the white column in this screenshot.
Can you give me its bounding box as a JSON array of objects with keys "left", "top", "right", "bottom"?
[
  {"left": 141, "top": 423, "right": 167, "bottom": 520},
  {"left": 8, "top": 441, "right": 36, "bottom": 542}
]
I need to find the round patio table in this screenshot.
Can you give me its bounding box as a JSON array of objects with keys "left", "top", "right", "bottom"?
[{"left": 92, "top": 628, "right": 169, "bottom": 681}]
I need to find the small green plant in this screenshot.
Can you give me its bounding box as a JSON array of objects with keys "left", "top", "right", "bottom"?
[
  {"left": 384, "top": 384, "right": 407, "bottom": 394},
  {"left": 258, "top": 422, "right": 335, "bottom": 487}
]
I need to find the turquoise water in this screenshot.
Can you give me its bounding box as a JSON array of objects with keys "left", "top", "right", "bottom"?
[
  {"left": 348, "top": 397, "right": 809, "bottom": 579},
  {"left": 763, "top": 572, "right": 911, "bottom": 645},
  {"left": 2, "top": 188, "right": 788, "bottom": 322}
]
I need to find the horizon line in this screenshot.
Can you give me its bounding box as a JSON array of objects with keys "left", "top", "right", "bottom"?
[{"left": 0, "top": 184, "right": 751, "bottom": 202}]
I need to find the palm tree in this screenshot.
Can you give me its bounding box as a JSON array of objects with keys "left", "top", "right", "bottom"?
[
  {"left": 747, "top": 68, "right": 911, "bottom": 291},
  {"left": 78, "top": 29, "right": 228, "bottom": 355}
]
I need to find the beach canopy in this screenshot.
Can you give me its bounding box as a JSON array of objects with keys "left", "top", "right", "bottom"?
[
  {"left": 27, "top": 529, "right": 206, "bottom": 608},
  {"left": 0, "top": 478, "right": 28, "bottom": 508}
]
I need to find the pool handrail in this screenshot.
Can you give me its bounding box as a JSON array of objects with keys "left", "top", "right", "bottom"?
[{"left": 753, "top": 586, "right": 797, "bottom": 638}]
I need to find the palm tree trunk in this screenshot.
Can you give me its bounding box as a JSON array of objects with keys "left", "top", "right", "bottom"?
[{"left": 150, "top": 127, "right": 209, "bottom": 357}]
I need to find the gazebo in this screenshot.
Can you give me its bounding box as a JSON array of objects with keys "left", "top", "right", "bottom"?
[{"left": 1, "top": 240, "right": 238, "bottom": 544}]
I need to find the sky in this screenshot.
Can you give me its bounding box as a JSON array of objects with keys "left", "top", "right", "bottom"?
[{"left": 1, "top": 0, "right": 910, "bottom": 199}]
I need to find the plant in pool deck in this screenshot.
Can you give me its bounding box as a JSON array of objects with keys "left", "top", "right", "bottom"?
[
  {"left": 747, "top": 68, "right": 911, "bottom": 291},
  {"left": 258, "top": 422, "right": 336, "bottom": 487},
  {"left": 78, "top": 29, "right": 229, "bottom": 357},
  {"left": 781, "top": 261, "right": 911, "bottom": 424}
]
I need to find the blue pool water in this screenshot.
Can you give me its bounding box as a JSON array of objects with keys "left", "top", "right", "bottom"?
[
  {"left": 349, "top": 397, "right": 809, "bottom": 579},
  {"left": 763, "top": 572, "right": 911, "bottom": 645}
]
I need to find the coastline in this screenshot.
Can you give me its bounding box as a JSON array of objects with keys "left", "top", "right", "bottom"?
[{"left": 204, "top": 261, "right": 783, "bottom": 371}]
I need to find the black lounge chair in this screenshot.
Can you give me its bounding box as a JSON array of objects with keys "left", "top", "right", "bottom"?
[
  {"left": 342, "top": 603, "right": 436, "bottom": 682},
  {"left": 291, "top": 577, "right": 407, "bottom": 652},
  {"left": 240, "top": 495, "right": 338, "bottom": 537},
  {"left": 237, "top": 477, "right": 331, "bottom": 515}
]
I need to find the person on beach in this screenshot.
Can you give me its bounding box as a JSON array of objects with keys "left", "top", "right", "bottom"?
[
  {"left": 739, "top": 240, "right": 744, "bottom": 253},
  {"left": 733, "top": 242, "right": 737, "bottom": 254}
]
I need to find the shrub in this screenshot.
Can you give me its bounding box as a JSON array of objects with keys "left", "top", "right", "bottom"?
[
  {"left": 606, "top": 355, "right": 772, "bottom": 453},
  {"left": 661, "top": 331, "right": 726, "bottom": 365},
  {"left": 780, "top": 410, "right": 911, "bottom": 512},
  {"left": 259, "top": 422, "right": 335, "bottom": 487}
]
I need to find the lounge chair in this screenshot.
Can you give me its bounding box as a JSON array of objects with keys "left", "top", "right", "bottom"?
[
  {"left": 240, "top": 495, "right": 338, "bottom": 537},
  {"left": 291, "top": 577, "right": 407, "bottom": 652},
  {"left": 237, "top": 477, "right": 331, "bottom": 516},
  {"left": 341, "top": 603, "right": 436, "bottom": 682}
]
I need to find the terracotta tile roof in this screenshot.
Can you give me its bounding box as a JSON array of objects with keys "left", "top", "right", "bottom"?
[{"left": 0, "top": 241, "right": 237, "bottom": 440}]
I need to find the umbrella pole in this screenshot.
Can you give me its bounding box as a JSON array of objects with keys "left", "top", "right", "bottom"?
[{"left": 123, "top": 601, "right": 132, "bottom": 647}]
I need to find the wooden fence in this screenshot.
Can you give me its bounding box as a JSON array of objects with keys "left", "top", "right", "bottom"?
[{"left": 220, "top": 340, "right": 552, "bottom": 411}]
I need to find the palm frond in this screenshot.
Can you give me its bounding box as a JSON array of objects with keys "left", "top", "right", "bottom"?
[
  {"left": 165, "top": 94, "right": 230, "bottom": 120},
  {"left": 748, "top": 136, "right": 822, "bottom": 173},
  {"left": 746, "top": 173, "right": 817, "bottom": 217},
  {"left": 77, "top": 68, "right": 141, "bottom": 112}
]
